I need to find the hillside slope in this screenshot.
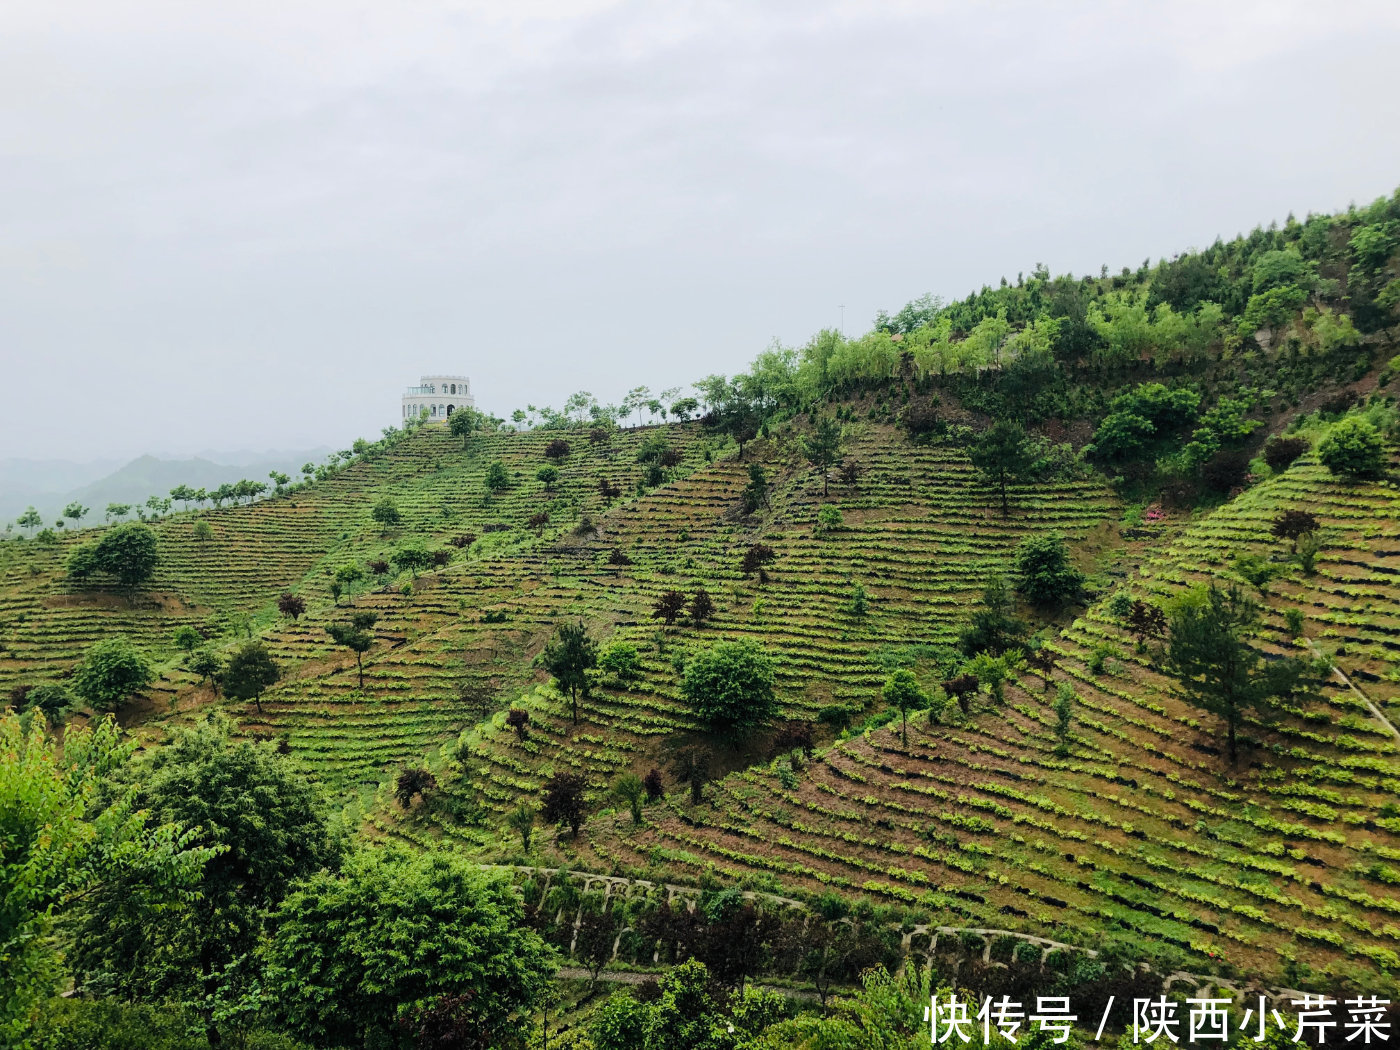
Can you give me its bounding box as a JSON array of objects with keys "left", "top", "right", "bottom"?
[
  {"left": 4, "top": 405, "right": 1399, "bottom": 994},
  {"left": 578, "top": 445, "right": 1400, "bottom": 989}
]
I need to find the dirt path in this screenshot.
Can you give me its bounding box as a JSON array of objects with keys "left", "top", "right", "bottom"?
[{"left": 1304, "top": 637, "right": 1400, "bottom": 743}]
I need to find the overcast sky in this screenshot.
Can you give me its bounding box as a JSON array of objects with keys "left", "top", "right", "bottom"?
[{"left": 3, "top": 1, "right": 1400, "bottom": 461}]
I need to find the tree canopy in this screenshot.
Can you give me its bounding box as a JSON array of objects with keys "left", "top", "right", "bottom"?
[
  {"left": 967, "top": 418, "right": 1036, "bottom": 517},
  {"left": 680, "top": 640, "right": 776, "bottom": 742},
  {"left": 1164, "top": 584, "right": 1315, "bottom": 764},
  {"left": 222, "top": 640, "right": 281, "bottom": 713},
  {"left": 65, "top": 522, "right": 159, "bottom": 592},
  {"left": 540, "top": 622, "right": 597, "bottom": 724},
  {"left": 1012, "top": 532, "right": 1085, "bottom": 608},
  {"left": 1318, "top": 417, "right": 1388, "bottom": 479},
  {"left": 263, "top": 847, "right": 554, "bottom": 1050},
  {"left": 0, "top": 713, "right": 214, "bottom": 1047},
  {"left": 67, "top": 717, "right": 340, "bottom": 1037},
  {"left": 71, "top": 637, "right": 154, "bottom": 713}
]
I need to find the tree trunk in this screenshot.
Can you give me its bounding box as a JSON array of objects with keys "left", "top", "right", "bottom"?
[
  {"left": 571, "top": 688, "right": 579, "bottom": 724},
  {"left": 356, "top": 653, "right": 364, "bottom": 690},
  {"left": 1000, "top": 473, "right": 1009, "bottom": 517},
  {"left": 1227, "top": 717, "right": 1237, "bottom": 765}
]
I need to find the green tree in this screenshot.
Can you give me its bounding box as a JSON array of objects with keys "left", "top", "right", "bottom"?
[
  {"left": 67, "top": 717, "right": 339, "bottom": 1044},
  {"left": 536, "top": 464, "right": 560, "bottom": 490},
  {"left": 1102, "top": 384, "right": 1199, "bottom": 441},
  {"left": 1164, "top": 584, "right": 1314, "bottom": 765},
  {"left": 1233, "top": 553, "right": 1283, "bottom": 597},
  {"left": 612, "top": 772, "right": 645, "bottom": 826},
  {"left": 815, "top": 504, "right": 843, "bottom": 535},
  {"left": 371, "top": 496, "right": 402, "bottom": 530},
  {"left": 800, "top": 416, "right": 845, "bottom": 496},
  {"left": 0, "top": 713, "right": 213, "bottom": 1049},
  {"left": 192, "top": 519, "right": 212, "bottom": 543},
  {"left": 680, "top": 640, "right": 776, "bottom": 742},
  {"left": 1053, "top": 682, "right": 1075, "bottom": 756},
  {"left": 104, "top": 502, "right": 131, "bottom": 523},
  {"left": 882, "top": 668, "right": 925, "bottom": 745},
  {"left": 643, "top": 958, "right": 727, "bottom": 1050},
  {"left": 1317, "top": 417, "right": 1388, "bottom": 479},
  {"left": 484, "top": 459, "right": 511, "bottom": 494},
  {"left": 598, "top": 640, "right": 642, "bottom": 683},
  {"left": 1012, "top": 532, "right": 1084, "bottom": 608},
  {"left": 968, "top": 651, "right": 1012, "bottom": 704},
  {"left": 507, "top": 805, "right": 537, "bottom": 851},
  {"left": 189, "top": 649, "right": 224, "bottom": 696},
  {"left": 968, "top": 418, "right": 1036, "bottom": 517},
  {"left": 264, "top": 848, "right": 550, "bottom": 1050},
  {"left": 326, "top": 612, "right": 376, "bottom": 690},
  {"left": 18, "top": 683, "right": 74, "bottom": 724},
  {"left": 334, "top": 563, "right": 365, "bottom": 603},
  {"left": 71, "top": 637, "right": 153, "bottom": 713},
  {"left": 65, "top": 522, "right": 159, "bottom": 594},
  {"left": 222, "top": 641, "right": 281, "bottom": 714},
  {"left": 758, "top": 965, "right": 934, "bottom": 1049},
  {"left": 391, "top": 544, "right": 433, "bottom": 579},
  {"left": 172, "top": 624, "right": 202, "bottom": 654},
  {"left": 1349, "top": 222, "right": 1397, "bottom": 272},
  {"left": 540, "top": 621, "right": 598, "bottom": 724},
  {"left": 16, "top": 506, "right": 42, "bottom": 535},
  {"left": 62, "top": 502, "right": 88, "bottom": 526},
  {"left": 448, "top": 404, "right": 482, "bottom": 448},
  {"left": 741, "top": 463, "right": 768, "bottom": 514},
  {"left": 590, "top": 990, "right": 649, "bottom": 1050},
  {"left": 957, "top": 575, "right": 1027, "bottom": 656}
]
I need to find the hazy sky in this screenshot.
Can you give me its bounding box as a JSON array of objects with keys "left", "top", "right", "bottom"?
[{"left": 4, "top": 1, "right": 1400, "bottom": 461}]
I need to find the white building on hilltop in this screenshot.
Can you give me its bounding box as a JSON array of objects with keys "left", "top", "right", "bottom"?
[{"left": 401, "top": 374, "right": 475, "bottom": 423}]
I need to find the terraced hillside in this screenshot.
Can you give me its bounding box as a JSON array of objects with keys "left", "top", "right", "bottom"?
[
  {"left": 0, "top": 424, "right": 709, "bottom": 751},
  {"left": 7, "top": 411, "right": 1400, "bottom": 996},
  {"left": 582, "top": 446, "right": 1400, "bottom": 990},
  {"left": 1, "top": 417, "right": 1117, "bottom": 791},
  {"left": 396, "top": 423, "right": 1119, "bottom": 846}
]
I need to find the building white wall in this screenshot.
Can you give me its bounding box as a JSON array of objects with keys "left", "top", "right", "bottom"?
[{"left": 401, "top": 374, "right": 475, "bottom": 422}]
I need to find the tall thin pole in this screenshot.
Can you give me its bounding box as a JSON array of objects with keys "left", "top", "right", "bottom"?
[{"left": 838, "top": 304, "right": 845, "bottom": 336}]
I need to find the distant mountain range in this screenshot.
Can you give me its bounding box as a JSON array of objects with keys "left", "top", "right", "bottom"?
[{"left": 1, "top": 449, "right": 332, "bottom": 527}]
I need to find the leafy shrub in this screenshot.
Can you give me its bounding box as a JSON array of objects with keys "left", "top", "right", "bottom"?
[
  {"left": 815, "top": 505, "right": 843, "bottom": 535},
  {"left": 1201, "top": 449, "right": 1250, "bottom": 493},
  {"left": 1318, "top": 417, "right": 1388, "bottom": 479},
  {"left": 599, "top": 641, "right": 642, "bottom": 683},
  {"left": 1012, "top": 533, "right": 1084, "bottom": 608},
  {"left": 817, "top": 705, "right": 854, "bottom": 731},
  {"left": 681, "top": 641, "right": 777, "bottom": 741},
  {"left": 1263, "top": 436, "right": 1309, "bottom": 471}
]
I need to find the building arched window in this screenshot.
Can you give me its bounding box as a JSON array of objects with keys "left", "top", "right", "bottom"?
[{"left": 450, "top": 383, "right": 456, "bottom": 394}]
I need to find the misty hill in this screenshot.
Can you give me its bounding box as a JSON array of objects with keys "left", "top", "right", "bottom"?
[
  {"left": 0, "top": 457, "right": 122, "bottom": 521},
  {"left": 2, "top": 450, "right": 330, "bottom": 526}
]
